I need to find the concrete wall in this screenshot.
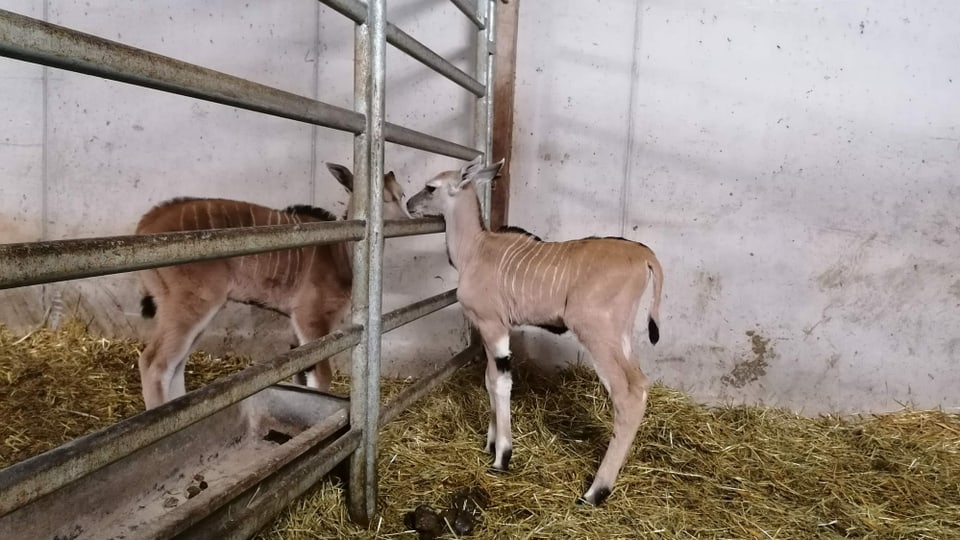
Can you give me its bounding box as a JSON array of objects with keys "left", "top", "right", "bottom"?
[
  {"left": 3, "top": 1, "right": 958, "bottom": 414},
  {"left": 0, "top": 0, "right": 477, "bottom": 376},
  {"left": 510, "top": 0, "right": 960, "bottom": 414}
]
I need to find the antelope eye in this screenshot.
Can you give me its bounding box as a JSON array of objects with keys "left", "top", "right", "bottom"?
[{"left": 425, "top": 185, "right": 437, "bottom": 193}]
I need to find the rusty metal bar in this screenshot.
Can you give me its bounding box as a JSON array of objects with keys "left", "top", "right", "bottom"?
[
  {"left": 0, "top": 326, "right": 362, "bottom": 518},
  {"left": 379, "top": 343, "right": 481, "bottom": 426},
  {"left": 383, "top": 289, "right": 458, "bottom": 332},
  {"left": 320, "top": 0, "right": 485, "bottom": 97},
  {"left": 0, "top": 218, "right": 444, "bottom": 291},
  {"left": 0, "top": 9, "right": 363, "bottom": 132},
  {"left": 450, "top": 0, "right": 485, "bottom": 28},
  {"left": 384, "top": 217, "right": 445, "bottom": 238},
  {"left": 0, "top": 221, "right": 361, "bottom": 290}
]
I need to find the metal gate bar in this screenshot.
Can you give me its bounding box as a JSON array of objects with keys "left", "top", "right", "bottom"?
[
  {"left": 450, "top": 0, "right": 485, "bottom": 28},
  {"left": 0, "top": 9, "right": 479, "bottom": 160},
  {"left": 0, "top": 0, "right": 498, "bottom": 530},
  {"left": 0, "top": 219, "right": 444, "bottom": 290},
  {"left": 322, "top": 0, "right": 485, "bottom": 97},
  {"left": 0, "top": 288, "right": 459, "bottom": 518}
]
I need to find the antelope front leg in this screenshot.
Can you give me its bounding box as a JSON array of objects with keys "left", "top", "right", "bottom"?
[{"left": 481, "top": 331, "right": 513, "bottom": 472}]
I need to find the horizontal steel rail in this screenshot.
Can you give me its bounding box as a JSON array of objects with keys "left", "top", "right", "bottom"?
[
  {"left": 0, "top": 9, "right": 362, "bottom": 132},
  {"left": 0, "top": 9, "right": 480, "bottom": 160},
  {"left": 383, "top": 288, "right": 458, "bottom": 332},
  {"left": 321, "top": 0, "right": 485, "bottom": 97},
  {"left": 0, "top": 287, "right": 458, "bottom": 518},
  {"left": 0, "top": 218, "right": 444, "bottom": 290},
  {"left": 179, "top": 428, "right": 363, "bottom": 539},
  {"left": 0, "top": 221, "right": 361, "bottom": 290},
  {"left": 449, "top": 0, "right": 485, "bottom": 28},
  {"left": 379, "top": 343, "right": 481, "bottom": 426},
  {"left": 386, "top": 122, "right": 479, "bottom": 160},
  {"left": 0, "top": 325, "right": 361, "bottom": 518}
]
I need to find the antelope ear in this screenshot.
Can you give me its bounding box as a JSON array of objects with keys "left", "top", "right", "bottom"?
[
  {"left": 457, "top": 158, "right": 504, "bottom": 190},
  {"left": 326, "top": 163, "right": 354, "bottom": 192},
  {"left": 383, "top": 171, "right": 404, "bottom": 202}
]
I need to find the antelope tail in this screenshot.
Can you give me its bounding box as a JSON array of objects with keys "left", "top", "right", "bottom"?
[{"left": 646, "top": 258, "right": 663, "bottom": 345}]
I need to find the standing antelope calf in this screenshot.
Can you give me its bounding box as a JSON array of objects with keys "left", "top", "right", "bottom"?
[
  {"left": 406, "top": 157, "right": 664, "bottom": 506},
  {"left": 134, "top": 164, "right": 410, "bottom": 409}
]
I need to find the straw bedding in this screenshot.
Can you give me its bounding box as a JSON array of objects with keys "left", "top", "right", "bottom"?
[{"left": 2, "top": 321, "right": 959, "bottom": 539}]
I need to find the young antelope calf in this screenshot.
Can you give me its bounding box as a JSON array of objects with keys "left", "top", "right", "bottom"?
[
  {"left": 406, "top": 157, "right": 664, "bottom": 506},
  {"left": 134, "top": 164, "right": 410, "bottom": 409}
]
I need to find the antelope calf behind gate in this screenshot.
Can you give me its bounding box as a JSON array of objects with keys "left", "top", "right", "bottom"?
[
  {"left": 134, "top": 164, "right": 410, "bottom": 410},
  {"left": 406, "top": 157, "right": 664, "bottom": 506}
]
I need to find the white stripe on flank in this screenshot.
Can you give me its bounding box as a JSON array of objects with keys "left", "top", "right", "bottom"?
[
  {"left": 282, "top": 212, "right": 293, "bottom": 286},
  {"left": 497, "top": 237, "right": 530, "bottom": 299},
  {"left": 518, "top": 241, "right": 546, "bottom": 302},
  {"left": 206, "top": 201, "right": 214, "bottom": 228},
  {"left": 532, "top": 242, "right": 556, "bottom": 302},
  {"left": 548, "top": 242, "right": 566, "bottom": 298},
  {"left": 495, "top": 235, "right": 526, "bottom": 279},
  {"left": 495, "top": 237, "right": 526, "bottom": 301},
  {"left": 270, "top": 212, "right": 282, "bottom": 281},
  {"left": 554, "top": 245, "right": 572, "bottom": 298},
  {"left": 291, "top": 213, "right": 302, "bottom": 288},
  {"left": 178, "top": 204, "right": 186, "bottom": 231},
  {"left": 192, "top": 203, "right": 199, "bottom": 230},
  {"left": 508, "top": 241, "right": 538, "bottom": 303}
]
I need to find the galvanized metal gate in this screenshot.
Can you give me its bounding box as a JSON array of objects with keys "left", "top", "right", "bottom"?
[{"left": 0, "top": 0, "right": 498, "bottom": 535}]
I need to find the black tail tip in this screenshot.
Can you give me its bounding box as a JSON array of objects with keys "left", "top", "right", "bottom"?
[
  {"left": 141, "top": 295, "right": 157, "bottom": 319},
  {"left": 648, "top": 317, "right": 659, "bottom": 345}
]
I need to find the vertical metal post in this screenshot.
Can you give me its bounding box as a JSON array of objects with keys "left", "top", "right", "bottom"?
[
  {"left": 473, "top": 0, "right": 495, "bottom": 227},
  {"left": 347, "top": 0, "right": 387, "bottom": 525},
  {"left": 469, "top": 0, "right": 496, "bottom": 352}
]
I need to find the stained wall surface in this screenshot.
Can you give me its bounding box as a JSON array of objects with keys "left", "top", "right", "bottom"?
[{"left": 509, "top": 0, "right": 959, "bottom": 413}]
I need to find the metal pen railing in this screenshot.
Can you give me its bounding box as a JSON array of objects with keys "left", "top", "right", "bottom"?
[{"left": 0, "top": 0, "right": 497, "bottom": 529}]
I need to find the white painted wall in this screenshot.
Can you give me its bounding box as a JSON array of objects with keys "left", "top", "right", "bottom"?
[
  {"left": 510, "top": 0, "right": 960, "bottom": 414},
  {"left": 0, "top": 0, "right": 477, "bottom": 376}
]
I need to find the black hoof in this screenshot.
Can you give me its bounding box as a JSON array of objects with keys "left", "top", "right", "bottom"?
[
  {"left": 487, "top": 465, "right": 509, "bottom": 475},
  {"left": 576, "top": 486, "right": 611, "bottom": 507}
]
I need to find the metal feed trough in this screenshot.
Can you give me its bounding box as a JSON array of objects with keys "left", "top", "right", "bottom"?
[
  {"left": 0, "top": 0, "right": 501, "bottom": 536},
  {"left": 0, "top": 385, "right": 350, "bottom": 539}
]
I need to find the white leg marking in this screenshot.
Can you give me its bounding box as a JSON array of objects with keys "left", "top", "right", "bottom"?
[
  {"left": 492, "top": 335, "right": 511, "bottom": 358},
  {"left": 305, "top": 371, "right": 320, "bottom": 388},
  {"left": 493, "top": 372, "right": 513, "bottom": 469}
]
